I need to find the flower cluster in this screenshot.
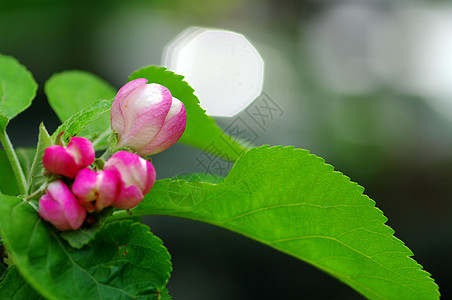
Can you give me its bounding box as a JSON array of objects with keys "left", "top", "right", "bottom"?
[
  {"left": 39, "top": 138, "right": 155, "bottom": 231},
  {"left": 38, "top": 78, "right": 186, "bottom": 231}
]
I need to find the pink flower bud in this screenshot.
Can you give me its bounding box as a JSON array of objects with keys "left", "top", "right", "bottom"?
[
  {"left": 43, "top": 137, "right": 95, "bottom": 178},
  {"left": 103, "top": 151, "right": 156, "bottom": 209},
  {"left": 72, "top": 168, "right": 119, "bottom": 212},
  {"left": 111, "top": 78, "right": 186, "bottom": 156},
  {"left": 38, "top": 180, "right": 86, "bottom": 231}
]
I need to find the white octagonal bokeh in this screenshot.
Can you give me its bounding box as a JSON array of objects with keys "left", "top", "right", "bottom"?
[{"left": 163, "top": 27, "right": 264, "bottom": 117}]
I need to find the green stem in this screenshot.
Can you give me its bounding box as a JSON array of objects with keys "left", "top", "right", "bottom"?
[
  {"left": 25, "top": 184, "right": 47, "bottom": 201},
  {"left": 92, "top": 128, "right": 111, "bottom": 148},
  {"left": 99, "top": 146, "right": 113, "bottom": 161},
  {"left": 0, "top": 128, "right": 28, "bottom": 195}
]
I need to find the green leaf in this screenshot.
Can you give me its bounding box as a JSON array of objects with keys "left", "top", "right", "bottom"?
[
  {"left": 0, "top": 267, "right": 43, "bottom": 300},
  {"left": 0, "top": 148, "right": 35, "bottom": 196},
  {"left": 60, "top": 208, "right": 114, "bottom": 249},
  {"left": 172, "top": 173, "right": 224, "bottom": 184},
  {"left": 0, "top": 53, "right": 37, "bottom": 120},
  {"left": 121, "top": 146, "right": 439, "bottom": 300},
  {"left": 129, "top": 66, "right": 248, "bottom": 161},
  {"left": 27, "top": 123, "right": 52, "bottom": 194},
  {"left": 159, "top": 287, "right": 172, "bottom": 300},
  {"left": 45, "top": 71, "right": 115, "bottom": 140},
  {"left": 51, "top": 99, "right": 113, "bottom": 145},
  {"left": 0, "top": 195, "right": 172, "bottom": 300}
]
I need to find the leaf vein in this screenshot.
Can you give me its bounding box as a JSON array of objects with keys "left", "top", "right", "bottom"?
[
  {"left": 49, "top": 230, "right": 136, "bottom": 298},
  {"left": 221, "top": 203, "right": 368, "bottom": 224},
  {"left": 270, "top": 234, "right": 421, "bottom": 287}
]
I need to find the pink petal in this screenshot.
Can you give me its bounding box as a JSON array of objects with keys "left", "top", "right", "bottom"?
[
  {"left": 104, "top": 151, "right": 144, "bottom": 189},
  {"left": 112, "top": 183, "right": 144, "bottom": 210},
  {"left": 72, "top": 168, "right": 120, "bottom": 212},
  {"left": 138, "top": 97, "right": 186, "bottom": 156},
  {"left": 116, "top": 78, "right": 149, "bottom": 103},
  {"left": 39, "top": 194, "right": 66, "bottom": 227},
  {"left": 111, "top": 78, "right": 148, "bottom": 137},
  {"left": 104, "top": 151, "right": 147, "bottom": 209},
  {"left": 39, "top": 180, "right": 86, "bottom": 231},
  {"left": 72, "top": 168, "right": 99, "bottom": 209},
  {"left": 95, "top": 169, "right": 119, "bottom": 211},
  {"left": 67, "top": 137, "right": 95, "bottom": 168},
  {"left": 43, "top": 146, "right": 79, "bottom": 178},
  {"left": 142, "top": 160, "right": 156, "bottom": 195},
  {"left": 104, "top": 151, "right": 156, "bottom": 204},
  {"left": 118, "top": 84, "right": 172, "bottom": 150}
]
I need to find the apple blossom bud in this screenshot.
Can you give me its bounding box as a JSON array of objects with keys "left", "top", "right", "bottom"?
[
  {"left": 72, "top": 168, "right": 119, "bottom": 212},
  {"left": 38, "top": 180, "right": 86, "bottom": 231},
  {"left": 103, "top": 151, "right": 156, "bottom": 209},
  {"left": 111, "top": 78, "right": 186, "bottom": 156},
  {"left": 43, "top": 137, "right": 95, "bottom": 178}
]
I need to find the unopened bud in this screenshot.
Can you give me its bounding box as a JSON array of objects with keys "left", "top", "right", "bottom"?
[
  {"left": 38, "top": 180, "right": 86, "bottom": 231},
  {"left": 43, "top": 137, "right": 95, "bottom": 178},
  {"left": 72, "top": 168, "right": 119, "bottom": 212},
  {"left": 103, "top": 151, "right": 156, "bottom": 209},
  {"left": 110, "top": 78, "right": 186, "bottom": 156}
]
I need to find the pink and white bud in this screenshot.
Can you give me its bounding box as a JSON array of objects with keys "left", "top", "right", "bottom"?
[
  {"left": 111, "top": 78, "right": 186, "bottom": 156},
  {"left": 38, "top": 180, "right": 86, "bottom": 231},
  {"left": 104, "top": 151, "right": 156, "bottom": 209},
  {"left": 43, "top": 137, "right": 95, "bottom": 178},
  {"left": 72, "top": 168, "right": 119, "bottom": 212}
]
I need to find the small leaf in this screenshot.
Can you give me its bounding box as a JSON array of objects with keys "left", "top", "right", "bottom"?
[
  {"left": 124, "top": 146, "right": 439, "bottom": 300},
  {"left": 0, "top": 194, "right": 172, "bottom": 300},
  {"left": 129, "top": 66, "right": 248, "bottom": 161},
  {"left": 45, "top": 70, "right": 115, "bottom": 142},
  {"left": 0, "top": 53, "right": 37, "bottom": 120},
  {"left": 60, "top": 208, "right": 114, "bottom": 249},
  {"left": 51, "top": 99, "right": 113, "bottom": 144},
  {"left": 0, "top": 267, "right": 43, "bottom": 300},
  {"left": 28, "top": 123, "right": 52, "bottom": 194}
]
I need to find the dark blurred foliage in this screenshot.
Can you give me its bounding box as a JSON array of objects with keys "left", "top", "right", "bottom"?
[{"left": 1, "top": 0, "right": 451, "bottom": 299}]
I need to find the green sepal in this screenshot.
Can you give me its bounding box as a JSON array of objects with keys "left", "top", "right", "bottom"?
[{"left": 28, "top": 123, "right": 52, "bottom": 195}]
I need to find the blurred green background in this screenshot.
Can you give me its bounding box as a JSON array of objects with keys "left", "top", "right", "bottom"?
[{"left": 1, "top": 0, "right": 451, "bottom": 299}]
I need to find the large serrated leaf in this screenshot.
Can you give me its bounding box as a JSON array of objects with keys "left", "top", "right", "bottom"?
[
  {"left": 117, "top": 146, "right": 439, "bottom": 300},
  {"left": 0, "top": 195, "right": 172, "bottom": 300},
  {"left": 0, "top": 267, "right": 43, "bottom": 299},
  {"left": 129, "top": 66, "right": 248, "bottom": 161},
  {"left": 0, "top": 53, "right": 37, "bottom": 121}
]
